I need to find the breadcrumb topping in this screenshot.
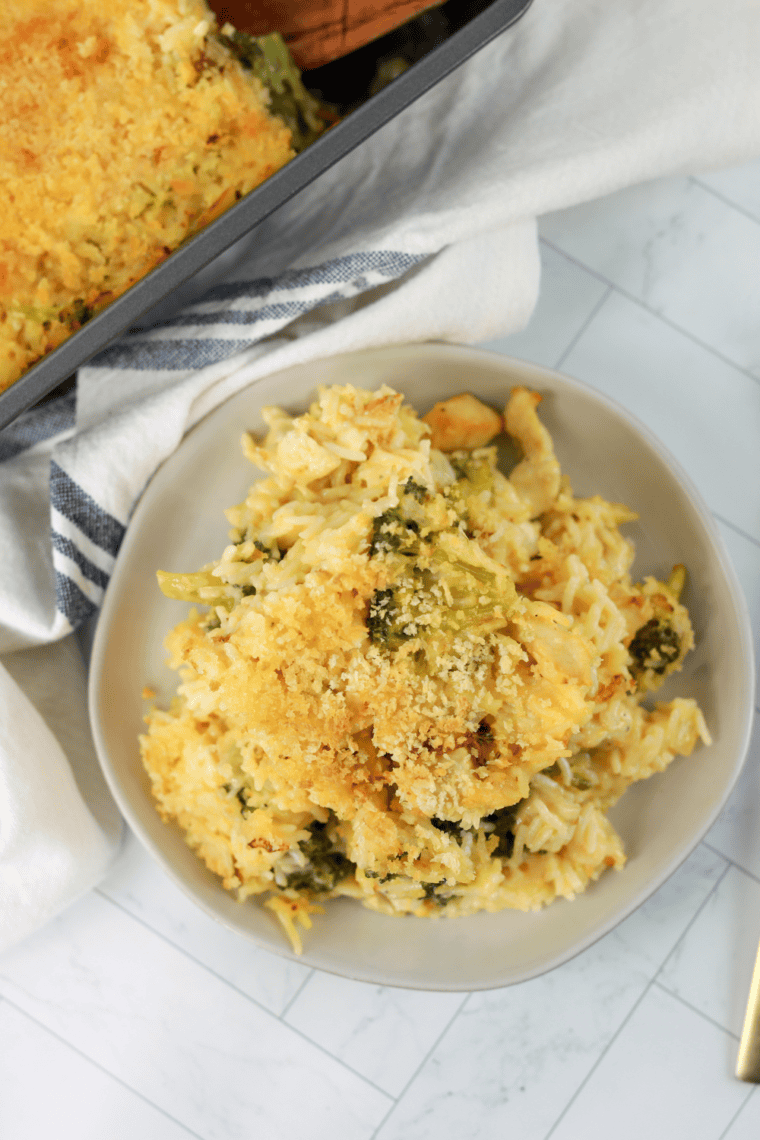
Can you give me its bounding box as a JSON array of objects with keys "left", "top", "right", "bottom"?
[{"left": 0, "top": 0, "right": 293, "bottom": 391}]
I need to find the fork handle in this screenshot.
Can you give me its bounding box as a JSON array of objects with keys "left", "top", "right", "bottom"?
[{"left": 737, "top": 938, "right": 760, "bottom": 1080}]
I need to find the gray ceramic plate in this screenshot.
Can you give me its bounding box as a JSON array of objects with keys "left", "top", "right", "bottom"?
[{"left": 89, "top": 344, "right": 755, "bottom": 989}]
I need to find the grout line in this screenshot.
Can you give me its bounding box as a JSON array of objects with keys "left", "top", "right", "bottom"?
[
  {"left": 542, "top": 860, "right": 733, "bottom": 1139},
  {"left": 279, "top": 968, "right": 316, "bottom": 1020},
  {"left": 538, "top": 237, "right": 613, "bottom": 291},
  {"left": 717, "top": 1083, "right": 758, "bottom": 1140},
  {"left": 691, "top": 173, "right": 760, "bottom": 228},
  {"left": 713, "top": 510, "right": 760, "bottom": 552},
  {"left": 702, "top": 844, "right": 760, "bottom": 890},
  {"left": 653, "top": 860, "right": 732, "bottom": 976},
  {"left": 0, "top": 996, "right": 204, "bottom": 1140},
  {"left": 368, "top": 992, "right": 472, "bottom": 1138},
  {"left": 95, "top": 889, "right": 393, "bottom": 1102},
  {"left": 95, "top": 888, "right": 281, "bottom": 1023},
  {"left": 651, "top": 978, "right": 740, "bottom": 1040},
  {"left": 277, "top": 1029, "right": 393, "bottom": 1103},
  {"left": 541, "top": 976, "right": 657, "bottom": 1140},
  {"left": 539, "top": 237, "right": 760, "bottom": 391},
  {"left": 552, "top": 283, "right": 614, "bottom": 372},
  {"left": 538, "top": 237, "right": 625, "bottom": 296}
]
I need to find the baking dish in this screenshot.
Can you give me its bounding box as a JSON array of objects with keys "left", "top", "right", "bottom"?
[{"left": 0, "top": 0, "right": 533, "bottom": 431}]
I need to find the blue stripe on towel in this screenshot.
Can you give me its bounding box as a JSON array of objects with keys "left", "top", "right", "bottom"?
[
  {"left": 54, "top": 570, "right": 97, "bottom": 628},
  {"left": 50, "top": 461, "right": 126, "bottom": 557},
  {"left": 195, "top": 250, "right": 426, "bottom": 305},
  {"left": 90, "top": 250, "right": 427, "bottom": 367},
  {"left": 51, "top": 530, "right": 111, "bottom": 590},
  {"left": 149, "top": 299, "right": 315, "bottom": 330},
  {"left": 90, "top": 338, "right": 255, "bottom": 372},
  {"left": 0, "top": 392, "right": 76, "bottom": 462}
]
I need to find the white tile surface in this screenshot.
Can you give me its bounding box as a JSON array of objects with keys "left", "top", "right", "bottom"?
[
  {"left": 0, "top": 1001, "right": 198, "bottom": 1140},
  {"left": 706, "top": 715, "right": 760, "bottom": 880},
  {"left": 659, "top": 864, "right": 760, "bottom": 1039},
  {"left": 606, "top": 844, "right": 727, "bottom": 975},
  {"left": 695, "top": 158, "right": 760, "bottom": 225},
  {"left": 721, "top": 1085, "right": 760, "bottom": 1139},
  {"left": 375, "top": 848, "right": 727, "bottom": 1140},
  {"left": 284, "top": 974, "right": 465, "bottom": 1096},
  {"left": 4, "top": 156, "right": 759, "bottom": 1140},
  {"left": 376, "top": 941, "right": 648, "bottom": 1140},
  {"left": 541, "top": 176, "right": 760, "bottom": 376},
  {"left": 0, "top": 894, "right": 390, "bottom": 1140},
  {"left": 558, "top": 289, "right": 760, "bottom": 539},
  {"left": 548, "top": 986, "right": 748, "bottom": 1140}
]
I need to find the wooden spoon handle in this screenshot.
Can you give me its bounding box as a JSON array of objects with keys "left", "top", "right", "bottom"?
[{"left": 210, "top": 1, "right": 443, "bottom": 71}]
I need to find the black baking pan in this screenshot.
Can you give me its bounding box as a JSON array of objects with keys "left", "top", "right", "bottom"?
[{"left": 0, "top": 0, "right": 533, "bottom": 431}]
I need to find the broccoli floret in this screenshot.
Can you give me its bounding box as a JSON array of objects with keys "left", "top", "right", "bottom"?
[
  {"left": 629, "top": 618, "right": 681, "bottom": 676},
  {"left": 217, "top": 30, "right": 329, "bottom": 153},
  {"left": 427, "top": 550, "right": 514, "bottom": 638},
  {"left": 482, "top": 803, "right": 521, "bottom": 859},
  {"left": 283, "top": 821, "right": 355, "bottom": 893},
  {"left": 366, "top": 486, "right": 517, "bottom": 656},
  {"left": 369, "top": 508, "right": 420, "bottom": 557},
  {"left": 449, "top": 453, "right": 494, "bottom": 495},
  {"left": 402, "top": 477, "right": 429, "bottom": 502},
  {"left": 421, "top": 881, "right": 453, "bottom": 906},
  {"left": 443, "top": 452, "right": 495, "bottom": 530},
  {"left": 366, "top": 547, "right": 514, "bottom": 655},
  {"left": 367, "top": 587, "right": 414, "bottom": 650}
]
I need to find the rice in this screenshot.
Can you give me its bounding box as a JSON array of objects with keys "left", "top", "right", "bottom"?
[
  {"left": 0, "top": 0, "right": 295, "bottom": 393},
  {"left": 140, "top": 383, "right": 711, "bottom": 952}
]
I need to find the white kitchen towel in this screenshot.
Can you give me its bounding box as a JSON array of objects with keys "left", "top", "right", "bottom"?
[
  {"left": 2, "top": 0, "right": 760, "bottom": 950},
  {"left": 0, "top": 637, "right": 122, "bottom": 951}
]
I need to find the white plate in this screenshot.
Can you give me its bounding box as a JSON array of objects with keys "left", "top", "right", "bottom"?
[{"left": 89, "top": 343, "right": 755, "bottom": 990}]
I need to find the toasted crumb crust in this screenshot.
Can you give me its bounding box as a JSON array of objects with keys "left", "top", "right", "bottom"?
[{"left": 0, "top": 0, "right": 293, "bottom": 392}]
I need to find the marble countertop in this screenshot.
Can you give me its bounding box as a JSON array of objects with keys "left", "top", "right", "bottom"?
[{"left": 1, "top": 157, "right": 759, "bottom": 1140}]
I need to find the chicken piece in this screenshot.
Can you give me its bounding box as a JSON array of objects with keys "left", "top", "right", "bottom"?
[
  {"left": 505, "top": 388, "right": 561, "bottom": 518},
  {"left": 423, "top": 393, "right": 503, "bottom": 452},
  {"left": 514, "top": 604, "right": 594, "bottom": 689}
]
